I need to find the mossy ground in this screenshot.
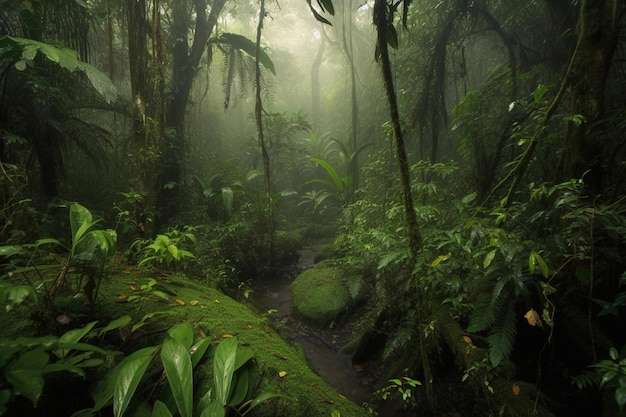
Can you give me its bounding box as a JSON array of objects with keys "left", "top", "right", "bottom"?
[{"left": 1, "top": 264, "right": 370, "bottom": 417}]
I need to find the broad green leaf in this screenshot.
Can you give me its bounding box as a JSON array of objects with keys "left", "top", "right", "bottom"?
[
  {"left": 99, "top": 316, "right": 132, "bottom": 336},
  {"left": 310, "top": 157, "right": 344, "bottom": 192},
  {"left": 167, "top": 244, "right": 179, "bottom": 260},
  {"left": 0, "top": 245, "right": 23, "bottom": 257},
  {"left": 114, "top": 347, "right": 156, "bottom": 417},
  {"left": 190, "top": 337, "right": 212, "bottom": 368},
  {"left": 167, "top": 322, "right": 194, "bottom": 351},
  {"left": 55, "top": 321, "right": 98, "bottom": 359},
  {"left": 6, "top": 348, "right": 48, "bottom": 405},
  {"left": 483, "top": 249, "right": 497, "bottom": 268},
  {"left": 228, "top": 369, "right": 249, "bottom": 406},
  {"left": 214, "top": 337, "right": 238, "bottom": 405},
  {"left": 241, "top": 392, "right": 286, "bottom": 416},
  {"left": 161, "top": 336, "right": 193, "bottom": 417},
  {"left": 152, "top": 400, "right": 173, "bottom": 417},
  {"left": 200, "top": 401, "right": 225, "bottom": 417}
]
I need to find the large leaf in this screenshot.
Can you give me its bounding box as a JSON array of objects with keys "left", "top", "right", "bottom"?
[
  {"left": 5, "top": 348, "right": 48, "bottom": 405},
  {"left": 190, "top": 337, "right": 212, "bottom": 368},
  {"left": 0, "top": 36, "right": 118, "bottom": 103},
  {"left": 241, "top": 392, "right": 286, "bottom": 416},
  {"left": 214, "top": 33, "right": 276, "bottom": 75},
  {"left": 152, "top": 400, "right": 173, "bottom": 417},
  {"left": 213, "top": 337, "right": 238, "bottom": 406},
  {"left": 161, "top": 336, "right": 193, "bottom": 417},
  {"left": 113, "top": 347, "right": 156, "bottom": 417},
  {"left": 167, "top": 322, "right": 194, "bottom": 350},
  {"left": 55, "top": 321, "right": 98, "bottom": 359},
  {"left": 200, "top": 401, "right": 225, "bottom": 417}
]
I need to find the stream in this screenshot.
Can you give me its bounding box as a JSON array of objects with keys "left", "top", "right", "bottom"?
[{"left": 251, "top": 247, "right": 379, "bottom": 408}]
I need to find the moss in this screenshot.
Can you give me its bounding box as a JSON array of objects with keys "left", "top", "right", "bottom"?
[
  {"left": 291, "top": 263, "right": 367, "bottom": 326},
  {"left": 1, "top": 266, "right": 369, "bottom": 417}
]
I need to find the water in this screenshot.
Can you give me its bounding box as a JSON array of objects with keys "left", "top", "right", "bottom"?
[{"left": 251, "top": 248, "right": 377, "bottom": 407}]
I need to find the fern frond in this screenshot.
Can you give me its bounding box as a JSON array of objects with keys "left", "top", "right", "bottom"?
[
  {"left": 382, "top": 325, "right": 412, "bottom": 360},
  {"left": 571, "top": 369, "right": 602, "bottom": 389},
  {"left": 487, "top": 301, "right": 517, "bottom": 366}
]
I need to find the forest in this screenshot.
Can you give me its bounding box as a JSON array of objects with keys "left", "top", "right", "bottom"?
[{"left": 1, "top": 0, "right": 626, "bottom": 416}]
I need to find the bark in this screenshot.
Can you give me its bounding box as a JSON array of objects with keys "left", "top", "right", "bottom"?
[
  {"left": 255, "top": 0, "right": 274, "bottom": 263},
  {"left": 373, "top": 0, "right": 430, "bottom": 400},
  {"left": 561, "top": 0, "right": 622, "bottom": 196},
  {"left": 157, "top": 0, "right": 227, "bottom": 228}
]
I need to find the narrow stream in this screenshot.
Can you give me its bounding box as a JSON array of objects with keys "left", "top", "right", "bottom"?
[{"left": 251, "top": 247, "right": 377, "bottom": 407}]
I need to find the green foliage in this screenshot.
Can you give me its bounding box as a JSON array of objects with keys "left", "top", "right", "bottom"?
[
  {"left": 134, "top": 226, "right": 197, "bottom": 273},
  {"left": 0, "top": 36, "right": 118, "bottom": 103},
  {"left": 76, "top": 324, "right": 282, "bottom": 417},
  {"left": 573, "top": 347, "right": 626, "bottom": 413},
  {"left": 0, "top": 320, "right": 118, "bottom": 413},
  {"left": 373, "top": 376, "right": 422, "bottom": 410}
]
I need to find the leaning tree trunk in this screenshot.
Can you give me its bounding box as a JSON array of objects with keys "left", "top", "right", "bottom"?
[{"left": 373, "top": 0, "right": 430, "bottom": 398}]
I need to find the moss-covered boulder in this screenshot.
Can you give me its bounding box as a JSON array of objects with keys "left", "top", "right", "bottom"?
[
  {"left": 1, "top": 268, "right": 369, "bottom": 417},
  {"left": 291, "top": 262, "right": 368, "bottom": 325}
]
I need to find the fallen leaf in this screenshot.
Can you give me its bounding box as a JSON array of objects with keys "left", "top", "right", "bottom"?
[
  {"left": 278, "top": 371, "right": 287, "bottom": 378},
  {"left": 462, "top": 335, "right": 474, "bottom": 347},
  {"left": 222, "top": 334, "right": 234, "bottom": 338},
  {"left": 199, "top": 330, "right": 207, "bottom": 338},
  {"left": 512, "top": 383, "right": 520, "bottom": 396},
  {"left": 130, "top": 284, "right": 138, "bottom": 291},
  {"left": 524, "top": 309, "right": 543, "bottom": 328},
  {"left": 246, "top": 324, "right": 253, "bottom": 329},
  {"left": 190, "top": 300, "right": 199, "bottom": 306},
  {"left": 118, "top": 294, "right": 127, "bottom": 300},
  {"left": 175, "top": 299, "right": 185, "bottom": 305}
]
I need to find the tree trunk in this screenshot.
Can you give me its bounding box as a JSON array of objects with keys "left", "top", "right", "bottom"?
[
  {"left": 158, "top": 0, "right": 227, "bottom": 229},
  {"left": 561, "top": 0, "right": 621, "bottom": 196}
]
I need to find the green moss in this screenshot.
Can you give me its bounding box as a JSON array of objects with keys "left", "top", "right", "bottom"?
[
  {"left": 2, "top": 266, "right": 369, "bottom": 417},
  {"left": 291, "top": 264, "right": 367, "bottom": 326}
]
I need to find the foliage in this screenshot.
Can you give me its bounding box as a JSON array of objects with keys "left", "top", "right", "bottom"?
[
  {"left": 373, "top": 376, "right": 421, "bottom": 410},
  {"left": 0, "top": 318, "right": 128, "bottom": 414},
  {"left": 1, "top": 202, "right": 116, "bottom": 316},
  {"left": 573, "top": 347, "right": 626, "bottom": 413},
  {"left": 134, "top": 226, "right": 197, "bottom": 273},
  {"left": 75, "top": 323, "right": 282, "bottom": 417}
]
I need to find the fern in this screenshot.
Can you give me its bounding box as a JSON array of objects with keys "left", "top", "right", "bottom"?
[
  {"left": 487, "top": 302, "right": 517, "bottom": 366},
  {"left": 467, "top": 283, "right": 510, "bottom": 333}
]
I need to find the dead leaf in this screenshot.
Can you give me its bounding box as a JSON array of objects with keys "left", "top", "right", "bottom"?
[
  {"left": 462, "top": 335, "right": 475, "bottom": 347},
  {"left": 130, "top": 284, "right": 138, "bottom": 291},
  {"left": 512, "top": 383, "right": 520, "bottom": 396},
  {"left": 279, "top": 371, "right": 287, "bottom": 378},
  {"left": 199, "top": 330, "right": 207, "bottom": 338},
  {"left": 175, "top": 299, "right": 185, "bottom": 305},
  {"left": 190, "top": 300, "right": 199, "bottom": 306},
  {"left": 118, "top": 294, "right": 128, "bottom": 300},
  {"left": 222, "top": 334, "right": 234, "bottom": 338},
  {"left": 524, "top": 309, "right": 543, "bottom": 328}
]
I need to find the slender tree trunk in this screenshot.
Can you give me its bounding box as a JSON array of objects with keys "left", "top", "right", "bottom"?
[
  {"left": 373, "top": 0, "right": 432, "bottom": 400},
  {"left": 255, "top": 0, "right": 274, "bottom": 265},
  {"left": 311, "top": 34, "right": 325, "bottom": 127}
]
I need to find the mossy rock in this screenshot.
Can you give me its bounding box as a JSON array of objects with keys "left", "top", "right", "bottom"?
[
  {"left": 1, "top": 267, "right": 369, "bottom": 417},
  {"left": 291, "top": 262, "right": 368, "bottom": 325}
]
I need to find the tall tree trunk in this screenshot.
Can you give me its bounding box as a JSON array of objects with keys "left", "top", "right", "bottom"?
[
  {"left": 373, "top": 0, "right": 432, "bottom": 400},
  {"left": 561, "top": 0, "right": 621, "bottom": 196},
  {"left": 158, "top": 0, "right": 227, "bottom": 229},
  {"left": 126, "top": 0, "right": 155, "bottom": 237},
  {"left": 255, "top": 0, "right": 274, "bottom": 265}
]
